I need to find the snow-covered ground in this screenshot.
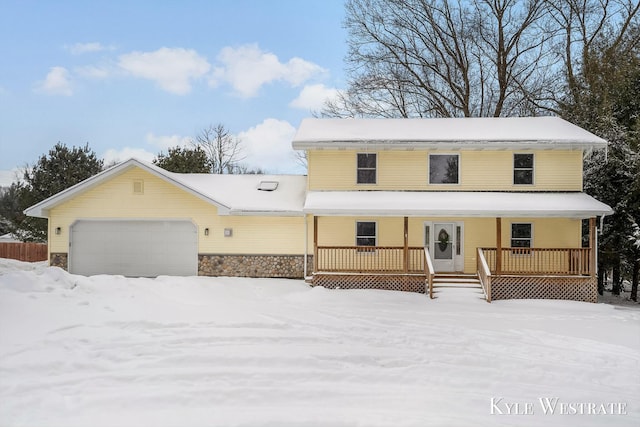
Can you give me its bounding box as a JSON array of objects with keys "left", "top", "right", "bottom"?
[{"left": 0, "top": 259, "right": 638, "bottom": 427}]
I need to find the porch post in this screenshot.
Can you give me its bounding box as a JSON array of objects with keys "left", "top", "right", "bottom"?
[
  {"left": 313, "top": 216, "right": 318, "bottom": 274},
  {"left": 403, "top": 216, "right": 409, "bottom": 273},
  {"left": 496, "top": 217, "right": 502, "bottom": 275},
  {"left": 589, "top": 217, "right": 596, "bottom": 277}
]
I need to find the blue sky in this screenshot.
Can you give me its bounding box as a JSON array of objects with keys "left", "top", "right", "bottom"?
[{"left": 0, "top": 0, "right": 347, "bottom": 185}]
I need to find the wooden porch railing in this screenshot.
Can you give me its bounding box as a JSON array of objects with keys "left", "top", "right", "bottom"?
[
  {"left": 316, "top": 246, "right": 425, "bottom": 273},
  {"left": 477, "top": 248, "right": 492, "bottom": 302},
  {"left": 424, "top": 247, "right": 435, "bottom": 299},
  {"left": 481, "top": 248, "right": 591, "bottom": 276}
]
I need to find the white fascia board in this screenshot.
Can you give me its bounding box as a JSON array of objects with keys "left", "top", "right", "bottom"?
[
  {"left": 292, "top": 139, "right": 607, "bottom": 151},
  {"left": 303, "top": 208, "right": 606, "bottom": 219},
  {"left": 226, "top": 209, "right": 304, "bottom": 217}
]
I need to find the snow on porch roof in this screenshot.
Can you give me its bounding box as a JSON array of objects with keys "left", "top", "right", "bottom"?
[
  {"left": 291, "top": 117, "right": 608, "bottom": 150},
  {"left": 303, "top": 191, "right": 613, "bottom": 219}
]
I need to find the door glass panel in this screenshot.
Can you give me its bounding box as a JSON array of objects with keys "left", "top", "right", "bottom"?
[
  {"left": 424, "top": 225, "right": 430, "bottom": 247},
  {"left": 434, "top": 223, "right": 453, "bottom": 260}
]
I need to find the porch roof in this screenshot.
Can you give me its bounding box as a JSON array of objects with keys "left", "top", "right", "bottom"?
[{"left": 303, "top": 191, "right": 613, "bottom": 218}]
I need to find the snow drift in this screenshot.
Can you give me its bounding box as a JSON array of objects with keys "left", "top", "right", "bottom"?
[{"left": 0, "top": 259, "right": 638, "bottom": 426}]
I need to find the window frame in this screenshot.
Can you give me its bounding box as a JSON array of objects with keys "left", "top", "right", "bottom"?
[
  {"left": 510, "top": 222, "right": 533, "bottom": 253},
  {"left": 513, "top": 153, "right": 534, "bottom": 186},
  {"left": 428, "top": 153, "right": 460, "bottom": 185},
  {"left": 355, "top": 220, "right": 377, "bottom": 252},
  {"left": 356, "top": 153, "right": 377, "bottom": 185}
]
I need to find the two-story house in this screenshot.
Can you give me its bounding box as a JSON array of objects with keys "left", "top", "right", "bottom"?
[
  {"left": 292, "top": 117, "right": 612, "bottom": 302},
  {"left": 25, "top": 116, "right": 612, "bottom": 302}
]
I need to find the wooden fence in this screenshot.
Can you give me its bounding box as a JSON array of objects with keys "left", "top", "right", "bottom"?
[{"left": 0, "top": 242, "right": 48, "bottom": 262}]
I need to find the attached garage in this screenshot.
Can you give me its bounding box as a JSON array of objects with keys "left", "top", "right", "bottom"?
[{"left": 69, "top": 219, "right": 198, "bottom": 277}]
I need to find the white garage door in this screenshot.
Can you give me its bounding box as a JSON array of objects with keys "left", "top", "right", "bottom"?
[{"left": 70, "top": 220, "right": 198, "bottom": 277}]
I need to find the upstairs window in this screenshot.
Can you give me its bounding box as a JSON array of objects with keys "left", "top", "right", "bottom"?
[
  {"left": 511, "top": 223, "right": 532, "bottom": 248},
  {"left": 429, "top": 154, "right": 459, "bottom": 184},
  {"left": 514, "top": 153, "right": 534, "bottom": 185},
  {"left": 357, "top": 153, "right": 377, "bottom": 184},
  {"left": 356, "top": 221, "right": 377, "bottom": 247}
]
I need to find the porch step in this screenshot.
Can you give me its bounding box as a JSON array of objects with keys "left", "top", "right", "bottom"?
[{"left": 432, "top": 274, "right": 482, "bottom": 289}]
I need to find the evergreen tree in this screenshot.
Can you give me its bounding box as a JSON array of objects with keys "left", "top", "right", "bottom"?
[
  {"left": 153, "top": 146, "right": 211, "bottom": 173},
  {"left": 5, "top": 143, "right": 103, "bottom": 242},
  {"left": 560, "top": 28, "right": 640, "bottom": 298}
]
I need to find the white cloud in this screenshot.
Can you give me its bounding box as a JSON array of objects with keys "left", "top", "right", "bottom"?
[
  {"left": 66, "top": 42, "right": 115, "bottom": 55},
  {"left": 118, "top": 47, "right": 211, "bottom": 95},
  {"left": 290, "top": 84, "right": 340, "bottom": 111},
  {"left": 34, "top": 66, "right": 73, "bottom": 96},
  {"left": 238, "top": 119, "right": 300, "bottom": 173},
  {"left": 102, "top": 147, "right": 155, "bottom": 166},
  {"left": 145, "top": 132, "right": 191, "bottom": 151},
  {"left": 209, "top": 44, "right": 326, "bottom": 98},
  {"left": 75, "top": 65, "right": 111, "bottom": 79},
  {"left": 0, "top": 168, "right": 22, "bottom": 187}
]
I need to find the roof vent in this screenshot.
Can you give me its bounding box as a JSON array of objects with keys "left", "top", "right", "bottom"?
[{"left": 257, "top": 180, "right": 279, "bottom": 191}]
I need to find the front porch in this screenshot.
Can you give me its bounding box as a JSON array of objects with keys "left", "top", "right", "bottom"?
[{"left": 310, "top": 217, "right": 599, "bottom": 302}]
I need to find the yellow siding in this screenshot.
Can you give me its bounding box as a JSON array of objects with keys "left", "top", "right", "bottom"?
[
  {"left": 503, "top": 218, "right": 582, "bottom": 248},
  {"left": 307, "top": 150, "right": 583, "bottom": 191},
  {"left": 308, "top": 151, "right": 356, "bottom": 190},
  {"left": 535, "top": 151, "right": 583, "bottom": 189},
  {"left": 377, "top": 151, "right": 427, "bottom": 190},
  {"left": 316, "top": 217, "right": 404, "bottom": 246},
  {"left": 315, "top": 216, "right": 582, "bottom": 274},
  {"left": 49, "top": 168, "right": 306, "bottom": 256}
]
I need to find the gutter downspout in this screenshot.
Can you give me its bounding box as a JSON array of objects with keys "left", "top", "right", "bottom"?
[
  {"left": 304, "top": 214, "right": 308, "bottom": 278},
  {"left": 597, "top": 214, "right": 606, "bottom": 276}
]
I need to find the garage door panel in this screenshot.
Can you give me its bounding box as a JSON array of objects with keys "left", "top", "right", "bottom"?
[{"left": 70, "top": 220, "right": 198, "bottom": 277}]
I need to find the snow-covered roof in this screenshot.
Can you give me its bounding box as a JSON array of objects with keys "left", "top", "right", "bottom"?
[
  {"left": 0, "top": 233, "right": 21, "bottom": 243},
  {"left": 25, "top": 159, "right": 307, "bottom": 218},
  {"left": 304, "top": 191, "right": 613, "bottom": 219},
  {"left": 292, "top": 117, "right": 608, "bottom": 150},
  {"left": 171, "top": 173, "right": 307, "bottom": 216}
]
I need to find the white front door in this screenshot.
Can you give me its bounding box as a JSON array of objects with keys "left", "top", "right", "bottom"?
[
  {"left": 425, "top": 221, "right": 463, "bottom": 272},
  {"left": 433, "top": 222, "right": 455, "bottom": 271}
]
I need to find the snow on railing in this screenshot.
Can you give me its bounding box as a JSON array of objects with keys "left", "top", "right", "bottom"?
[
  {"left": 477, "top": 248, "right": 492, "bottom": 303},
  {"left": 424, "top": 247, "right": 435, "bottom": 299}
]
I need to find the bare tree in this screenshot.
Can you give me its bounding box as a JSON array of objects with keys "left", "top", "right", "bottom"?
[
  {"left": 546, "top": 0, "right": 640, "bottom": 110},
  {"left": 328, "top": 0, "right": 554, "bottom": 118},
  {"left": 192, "top": 124, "right": 245, "bottom": 174}
]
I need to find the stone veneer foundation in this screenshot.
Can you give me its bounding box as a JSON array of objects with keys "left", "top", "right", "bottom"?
[
  {"left": 50, "top": 253, "right": 68, "bottom": 270},
  {"left": 199, "top": 254, "right": 313, "bottom": 279}
]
